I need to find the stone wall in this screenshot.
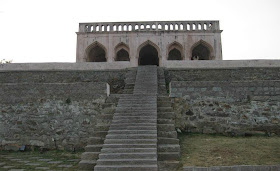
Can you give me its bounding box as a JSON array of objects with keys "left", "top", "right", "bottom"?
[
  {"left": 0, "top": 70, "right": 127, "bottom": 93},
  {"left": 0, "top": 69, "right": 128, "bottom": 150},
  {"left": 166, "top": 68, "right": 280, "bottom": 135}
]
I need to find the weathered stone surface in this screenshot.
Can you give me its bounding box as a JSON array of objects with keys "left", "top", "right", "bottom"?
[
  {"left": 0, "top": 69, "right": 130, "bottom": 149},
  {"left": 167, "top": 68, "right": 280, "bottom": 135}
]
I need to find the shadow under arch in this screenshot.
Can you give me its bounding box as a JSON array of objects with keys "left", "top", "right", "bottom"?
[
  {"left": 167, "top": 41, "right": 184, "bottom": 60},
  {"left": 114, "top": 42, "right": 130, "bottom": 61},
  {"left": 85, "top": 41, "right": 107, "bottom": 62},
  {"left": 137, "top": 40, "right": 161, "bottom": 66},
  {"left": 190, "top": 40, "right": 214, "bottom": 60}
]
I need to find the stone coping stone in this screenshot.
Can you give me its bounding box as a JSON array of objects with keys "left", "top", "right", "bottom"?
[
  {"left": 183, "top": 165, "right": 280, "bottom": 171},
  {"left": 0, "top": 62, "right": 131, "bottom": 71},
  {"left": 164, "top": 60, "right": 280, "bottom": 69},
  {"left": 1, "top": 60, "right": 280, "bottom": 72}
]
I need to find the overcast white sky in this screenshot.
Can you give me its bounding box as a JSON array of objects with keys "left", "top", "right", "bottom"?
[{"left": 0, "top": 0, "right": 280, "bottom": 63}]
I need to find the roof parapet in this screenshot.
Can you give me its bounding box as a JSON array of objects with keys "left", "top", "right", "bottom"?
[{"left": 78, "top": 20, "right": 220, "bottom": 33}]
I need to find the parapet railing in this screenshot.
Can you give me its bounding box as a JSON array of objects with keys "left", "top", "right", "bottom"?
[{"left": 79, "top": 21, "right": 220, "bottom": 33}]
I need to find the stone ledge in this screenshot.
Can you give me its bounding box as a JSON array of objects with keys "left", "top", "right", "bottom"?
[
  {"left": 183, "top": 165, "right": 280, "bottom": 171},
  {"left": 164, "top": 60, "right": 280, "bottom": 69},
  {"left": 0, "top": 62, "right": 131, "bottom": 71}
]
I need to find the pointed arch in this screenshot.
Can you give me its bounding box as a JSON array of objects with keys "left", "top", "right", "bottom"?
[
  {"left": 85, "top": 41, "right": 107, "bottom": 62},
  {"left": 190, "top": 40, "right": 214, "bottom": 60},
  {"left": 137, "top": 40, "right": 161, "bottom": 66},
  {"left": 167, "top": 41, "right": 184, "bottom": 60},
  {"left": 137, "top": 40, "right": 161, "bottom": 59},
  {"left": 114, "top": 42, "right": 130, "bottom": 61}
]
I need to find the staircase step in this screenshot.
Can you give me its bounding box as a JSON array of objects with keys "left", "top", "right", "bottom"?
[
  {"left": 85, "top": 145, "right": 103, "bottom": 152},
  {"left": 98, "top": 153, "right": 157, "bottom": 159},
  {"left": 114, "top": 113, "right": 157, "bottom": 117},
  {"left": 158, "top": 124, "right": 176, "bottom": 131},
  {"left": 158, "top": 119, "right": 175, "bottom": 124},
  {"left": 98, "top": 114, "right": 114, "bottom": 120},
  {"left": 117, "top": 103, "right": 155, "bottom": 106},
  {"left": 158, "top": 138, "right": 179, "bottom": 144},
  {"left": 158, "top": 152, "right": 180, "bottom": 161},
  {"left": 106, "top": 134, "right": 157, "bottom": 139},
  {"left": 109, "top": 126, "right": 157, "bottom": 130},
  {"left": 104, "top": 139, "right": 157, "bottom": 144},
  {"left": 87, "top": 137, "right": 104, "bottom": 144},
  {"left": 158, "top": 96, "right": 170, "bottom": 102},
  {"left": 158, "top": 101, "right": 172, "bottom": 107},
  {"left": 158, "top": 131, "right": 177, "bottom": 138},
  {"left": 158, "top": 112, "right": 175, "bottom": 119},
  {"left": 94, "top": 165, "right": 158, "bottom": 171},
  {"left": 96, "top": 159, "right": 157, "bottom": 165},
  {"left": 158, "top": 161, "right": 181, "bottom": 171},
  {"left": 92, "top": 131, "right": 108, "bottom": 138},
  {"left": 78, "top": 160, "right": 96, "bottom": 170},
  {"left": 114, "top": 116, "right": 157, "bottom": 120},
  {"left": 158, "top": 144, "right": 180, "bottom": 152},
  {"left": 112, "top": 120, "right": 156, "bottom": 124},
  {"left": 108, "top": 130, "right": 157, "bottom": 134},
  {"left": 81, "top": 152, "right": 100, "bottom": 160},
  {"left": 110, "top": 123, "right": 156, "bottom": 127},
  {"left": 102, "top": 144, "right": 157, "bottom": 149},
  {"left": 101, "top": 148, "right": 157, "bottom": 153},
  {"left": 94, "top": 125, "right": 110, "bottom": 131},
  {"left": 158, "top": 107, "right": 173, "bottom": 112}
]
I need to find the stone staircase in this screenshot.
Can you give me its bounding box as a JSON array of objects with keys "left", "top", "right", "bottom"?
[
  {"left": 79, "top": 66, "right": 181, "bottom": 171},
  {"left": 78, "top": 69, "right": 136, "bottom": 170},
  {"left": 157, "top": 68, "right": 181, "bottom": 171},
  {"left": 94, "top": 66, "right": 158, "bottom": 170}
]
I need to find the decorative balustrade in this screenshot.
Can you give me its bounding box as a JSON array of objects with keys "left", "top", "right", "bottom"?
[{"left": 79, "top": 21, "right": 220, "bottom": 33}]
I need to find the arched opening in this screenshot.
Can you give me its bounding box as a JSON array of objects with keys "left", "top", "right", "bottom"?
[
  {"left": 116, "top": 49, "right": 129, "bottom": 61},
  {"left": 88, "top": 45, "right": 106, "bottom": 62},
  {"left": 138, "top": 44, "right": 159, "bottom": 66},
  {"left": 167, "top": 42, "right": 184, "bottom": 60},
  {"left": 168, "top": 48, "right": 182, "bottom": 60},
  {"left": 114, "top": 42, "right": 130, "bottom": 61},
  {"left": 191, "top": 44, "right": 210, "bottom": 60}
]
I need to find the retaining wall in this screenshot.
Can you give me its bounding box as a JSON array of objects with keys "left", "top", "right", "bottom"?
[
  {"left": 0, "top": 69, "right": 129, "bottom": 150},
  {"left": 166, "top": 68, "right": 280, "bottom": 135}
]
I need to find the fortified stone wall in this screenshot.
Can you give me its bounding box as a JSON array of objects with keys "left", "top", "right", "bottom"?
[
  {"left": 0, "top": 70, "right": 127, "bottom": 93},
  {"left": 0, "top": 69, "right": 129, "bottom": 150},
  {"left": 166, "top": 68, "right": 280, "bottom": 135}
]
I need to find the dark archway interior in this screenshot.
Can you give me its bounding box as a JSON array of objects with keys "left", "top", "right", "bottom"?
[
  {"left": 139, "top": 44, "right": 159, "bottom": 66},
  {"left": 191, "top": 44, "right": 210, "bottom": 60},
  {"left": 88, "top": 45, "right": 106, "bottom": 62},
  {"left": 116, "top": 49, "right": 130, "bottom": 61},
  {"left": 168, "top": 48, "right": 182, "bottom": 60}
]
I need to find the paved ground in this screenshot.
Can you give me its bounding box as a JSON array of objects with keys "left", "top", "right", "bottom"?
[{"left": 0, "top": 151, "right": 81, "bottom": 171}]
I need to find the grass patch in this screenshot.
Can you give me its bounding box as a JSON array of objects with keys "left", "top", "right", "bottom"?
[
  {"left": 0, "top": 150, "right": 82, "bottom": 170},
  {"left": 179, "top": 133, "right": 280, "bottom": 167}
]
